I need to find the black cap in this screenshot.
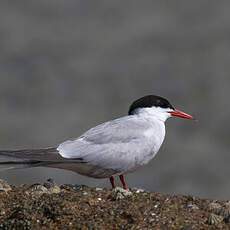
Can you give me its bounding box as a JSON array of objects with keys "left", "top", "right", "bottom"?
[{"left": 128, "top": 95, "right": 174, "bottom": 115}]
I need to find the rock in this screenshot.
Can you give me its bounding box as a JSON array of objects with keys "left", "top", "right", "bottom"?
[
  {"left": 187, "top": 203, "right": 199, "bottom": 210},
  {"left": 60, "top": 184, "right": 87, "bottom": 191},
  {"left": 224, "top": 215, "right": 230, "bottom": 224},
  {"left": 27, "top": 184, "right": 49, "bottom": 195},
  {"left": 225, "top": 201, "right": 230, "bottom": 207},
  {"left": 222, "top": 205, "right": 230, "bottom": 222},
  {"left": 43, "top": 179, "right": 61, "bottom": 194},
  {"left": 43, "top": 178, "right": 55, "bottom": 189},
  {"left": 218, "top": 207, "right": 230, "bottom": 218},
  {"left": 208, "top": 201, "right": 230, "bottom": 220},
  {"left": 207, "top": 213, "right": 223, "bottom": 225},
  {"left": 110, "top": 187, "right": 132, "bottom": 200},
  {"left": 0, "top": 179, "right": 12, "bottom": 192},
  {"left": 181, "top": 225, "right": 194, "bottom": 230},
  {"left": 208, "top": 202, "right": 221, "bottom": 214},
  {"left": 48, "top": 185, "right": 61, "bottom": 194},
  {"left": 27, "top": 180, "right": 61, "bottom": 196},
  {"left": 134, "top": 188, "right": 145, "bottom": 194}
]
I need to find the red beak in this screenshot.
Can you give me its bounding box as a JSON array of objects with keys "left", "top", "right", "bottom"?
[{"left": 169, "top": 109, "right": 194, "bottom": 120}]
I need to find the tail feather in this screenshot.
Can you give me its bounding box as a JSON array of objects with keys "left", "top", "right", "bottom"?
[
  {"left": 0, "top": 148, "right": 58, "bottom": 161},
  {"left": 0, "top": 147, "right": 85, "bottom": 171}
]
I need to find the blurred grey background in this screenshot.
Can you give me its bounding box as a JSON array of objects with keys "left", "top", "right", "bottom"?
[{"left": 0, "top": 1, "right": 229, "bottom": 199}]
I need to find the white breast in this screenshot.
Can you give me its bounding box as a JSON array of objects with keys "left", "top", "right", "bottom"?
[{"left": 130, "top": 115, "right": 166, "bottom": 170}]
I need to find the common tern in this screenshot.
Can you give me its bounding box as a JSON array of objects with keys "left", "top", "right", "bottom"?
[{"left": 0, "top": 95, "right": 194, "bottom": 189}]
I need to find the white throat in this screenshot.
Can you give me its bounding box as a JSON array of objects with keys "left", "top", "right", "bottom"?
[{"left": 134, "top": 107, "right": 172, "bottom": 122}]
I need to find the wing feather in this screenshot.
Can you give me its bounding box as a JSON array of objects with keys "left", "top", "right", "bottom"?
[{"left": 58, "top": 116, "right": 153, "bottom": 172}]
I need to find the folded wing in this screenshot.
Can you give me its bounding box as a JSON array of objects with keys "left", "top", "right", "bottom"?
[{"left": 57, "top": 116, "right": 153, "bottom": 173}]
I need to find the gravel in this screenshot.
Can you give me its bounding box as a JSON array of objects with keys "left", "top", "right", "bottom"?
[{"left": 0, "top": 180, "right": 229, "bottom": 229}]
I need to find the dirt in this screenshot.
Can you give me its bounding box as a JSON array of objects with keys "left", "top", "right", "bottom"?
[{"left": 0, "top": 180, "right": 229, "bottom": 230}]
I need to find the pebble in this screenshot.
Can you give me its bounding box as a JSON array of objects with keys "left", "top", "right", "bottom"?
[
  {"left": 27, "top": 184, "right": 49, "bottom": 195},
  {"left": 208, "top": 201, "right": 230, "bottom": 221},
  {"left": 48, "top": 185, "right": 61, "bottom": 194},
  {"left": 135, "top": 188, "right": 145, "bottom": 194},
  {"left": 43, "top": 178, "right": 55, "bottom": 189},
  {"left": 27, "top": 179, "right": 61, "bottom": 195},
  {"left": 225, "top": 201, "right": 230, "bottom": 207},
  {"left": 208, "top": 213, "right": 223, "bottom": 225},
  {"left": 0, "top": 179, "right": 12, "bottom": 192},
  {"left": 62, "top": 184, "right": 87, "bottom": 191},
  {"left": 224, "top": 215, "right": 230, "bottom": 223},
  {"left": 187, "top": 203, "right": 199, "bottom": 210},
  {"left": 0, "top": 211, "right": 5, "bottom": 215},
  {"left": 43, "top": 179, "right": 61, "bottom": 194},
  {"left": 218, "top": 208, "right": 229, "bottom": 218},
  {"left": 111, "top": 187, "right": 132, "bottom": 200},
  {"left": 208, "top": 202, "right": 221, "bottom": 213}
]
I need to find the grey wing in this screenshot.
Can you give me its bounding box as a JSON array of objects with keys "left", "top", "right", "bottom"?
[{"left": 57, "top": 116, "right": 152, "bottom": 173}]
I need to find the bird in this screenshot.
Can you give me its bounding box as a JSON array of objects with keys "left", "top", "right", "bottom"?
[{"left": 0, "top": 95, "right": 194, "bottom": 190}]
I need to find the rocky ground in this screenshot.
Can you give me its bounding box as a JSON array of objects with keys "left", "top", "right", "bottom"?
[{"left": 0, "top": 179, "right": 229, "bottom": 229}]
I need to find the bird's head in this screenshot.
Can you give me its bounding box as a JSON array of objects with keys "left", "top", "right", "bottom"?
[{"left": 128, "top": 95, "right": 194, "bottom": 122}]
